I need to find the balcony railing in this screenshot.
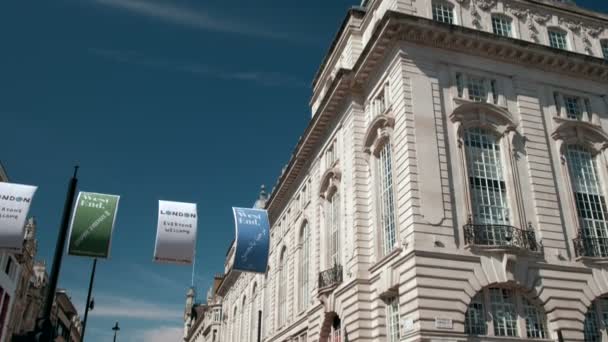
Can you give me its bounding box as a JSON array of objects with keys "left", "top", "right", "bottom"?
[
  {"left": 464, "top": 223, "right": 539, "bottom": 252},
  {"left": 574, "top": 236, "right": 608, "bottom": 258},
  {"left": 318, "top": 264, "right": 343, "bottom": 290}
]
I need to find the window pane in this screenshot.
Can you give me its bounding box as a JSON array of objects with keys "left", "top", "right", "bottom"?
[
  {"left": 299, "top": 224, "right": 310, "bottom": 312},
  {"left": 584, "top": 302, "right": 601, "bottom": 342},
  {"left": 464, "top": 128, "right": 510, "bottom": 228},
  {"left": 386, "top": 297, "right": 400, "bottom": 342},
  {"left": 432, "top": 2, "right": 454, "bottom": 24},
  {"left": 465, "top": 293, "right": 487, "bottom": 335},
  {"left": 378, "top": 143, "right": 397, "bottom": 256},
  {"left": 602, "top": 41, "right": 608, "bottom": 60},
  {"left": 467, "top": 76, "right": 486, "bottom": 102},
  {"left": 490, "top": 288, "right": 518, "bottom": 337},
  {"left": 492, "top": 16, "right": 512, "bottom": 37},
  {"left": 328, "top": 193, "right": 341, "bottom": 265},
  {"left": 523, "top": 297, "right": 548, "bottom": 338},
  {"left": 564, "top": 96, "right": 582, "bottom": 120},
  {"left": 566, "top": 145, "right": 608, "bottom": 257},
  {"left": 549, "top": 30, "right": 568, "bottom": 50}
]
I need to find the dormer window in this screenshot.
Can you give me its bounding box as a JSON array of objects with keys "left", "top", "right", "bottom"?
[
  {"left": 491, "top": 15, "right": 513, "bottom": 38},
  {"left": 432, "top": 1, "right": 454, "bottom": 24},
  {"left": 548, "top": 29, "right": 568, "bottom": 50},
  {"left": 601, "top": 40, "right": 608, "bottom": 60}
]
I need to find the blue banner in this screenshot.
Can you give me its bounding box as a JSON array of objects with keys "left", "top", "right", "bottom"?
[{"left": 232, "top": 207, "right": 270, "bottom": 273}]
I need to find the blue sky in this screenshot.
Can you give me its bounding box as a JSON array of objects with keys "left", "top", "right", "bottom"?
[{"left": 1, "top": 0, "right": 606, "bottom": 341}]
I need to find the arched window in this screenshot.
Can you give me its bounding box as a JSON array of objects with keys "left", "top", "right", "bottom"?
[
  {"left": 231, "top": 305, "right": 239, "bottom": 342},
  {"left": 464, "top": 128, "right": 510, "bottom": 227},
  {"left": 278, "top": 248, "right": 288, "bottom": 327},
  {"left": 327, "top": 192, "right": 341, "bottom": 266},
  {"left": 464, "top": 287, "right": 547, "bottom": 338},
  {"left": 240, "top": 296, "right": 248, "bottom": 342},
  {"left": 565, "top": 145, "right": 608, "bottom": 257},
  {"left": 376, "top": 142, "right": 397, "bottom": 256},
  {"left": 432, "top": 1, "right": 455, "bottom": 24},
  {"left": 491, "top": 14, "right": 513, "bottom": 37},
  {"left": 249, "top": 282, "right": 258, "bottom": 342},
  {"left": 299, "top": 222, "right": 310, "bottom": 312},
  {"left": 584, "top": 297, "right": 608, "bottom": 342}
]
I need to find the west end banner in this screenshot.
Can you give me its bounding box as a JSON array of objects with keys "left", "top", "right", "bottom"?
[
  {"left": 232, "top": 207, "right": 270, "bottom": 273},
  {"left": 153, "top": 200, "right": 197, "bottom": 265},
  {"left": 0, "top": 182, "right": 38, "bottom": 252},
  {"left": 67, "top": 192, "right": 120, "bottom": 258}
]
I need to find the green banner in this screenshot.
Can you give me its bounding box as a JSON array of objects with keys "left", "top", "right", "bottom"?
[{"left": 67, "top": 192, "right": 120, "bottom": 258}]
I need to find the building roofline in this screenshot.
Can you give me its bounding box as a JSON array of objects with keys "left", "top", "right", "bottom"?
[
  {"left": 311, "top": 0, "right": 607, "bottom": 91},
  {"left": 266, "top": 9, "right": 608, "bottom": 216},
  {"left": 311, "top": 6, "right": 366, "bottom": 90}
]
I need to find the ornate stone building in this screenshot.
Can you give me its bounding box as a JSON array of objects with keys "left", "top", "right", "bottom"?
[{"left": 187, "top": 0, "right": 608, "bottom": 341}]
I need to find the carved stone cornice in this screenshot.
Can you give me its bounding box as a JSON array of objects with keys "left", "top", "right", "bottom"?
[{"left": 551, "top": 118, "right": 608, "bottom": 155}]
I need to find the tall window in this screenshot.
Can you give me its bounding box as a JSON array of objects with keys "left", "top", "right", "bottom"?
[
  {"left": 377, "top": 143, "right": 397, "bottom": 256},
  {"left": 602, "top": 40, "right": 608, "bottom": 60},
  {"left": 564, "top": 95, "right": 583, "bottom": 120},
  {"left": 566, "top": 145, "right": 608, "bottom": 257},
  {"left": 432, "top": 1, "right": 454, "bottom": 24},
  {"left": 327, "top": 192, "right": 341, "bottom": 265},
  {"left": 231, "top": 306, "right": 238, "bottom": 342},
  {"left": 386, "top": 297, "right": 400, "bottom": 342},
  {"left": 250, "top": 284, "right": 258, "bottom": 342},
  {"left": 0, "top": 289, "right": 8, "bottom": 339},
  {"left": 467, "top": 76, "right": 487, "bottom": 102},
  {"left": 299, "top": 223, "right": 310, "bottom": 312},
  {"left": 464, "top": 128, "right": 509, "bottom": 226},
  {"left": 465, "top": 287, "right": 547, "bottom": 338},
  {"left": 240, "top": 296, "right": 248, "bottom": 342},
  {"left": 492, "top": 15, "right": 513, "bottom": 37},
  {"left": 548, "top": 29, "right": 568, "bottom": 50},
  {"left": 278, "top": 248, "right": 288, "bottom": 327},
  {"left": 584, "top": 298, "right": 608, "bottom": 342}
]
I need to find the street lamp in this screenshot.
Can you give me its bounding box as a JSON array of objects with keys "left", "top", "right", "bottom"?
[{"left": 112, "top": 322, "right": 120, "bottom": 342}]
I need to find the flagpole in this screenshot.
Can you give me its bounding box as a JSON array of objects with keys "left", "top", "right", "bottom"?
[
  {"left": 81, "top": 257, "right": 97, "bottom": 341},
  {"left": 36, "top": 166, "right": 79, "bottom": 341},
  {"left": 191, "top": 251, "right": 196, "bottom": 288}
]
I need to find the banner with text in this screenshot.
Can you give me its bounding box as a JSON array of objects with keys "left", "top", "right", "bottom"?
[
  {"left": 154, "top": 200, "right": 197, "bottom": 265},
  {"left": 67, "top": 192, "right": 120, "bottom": 258},
  {"left": 0, "top": 182, "right": 38, "bottom": 252},
  {"left": 233, "top": 207, "right": 270, "bottom": 273}
]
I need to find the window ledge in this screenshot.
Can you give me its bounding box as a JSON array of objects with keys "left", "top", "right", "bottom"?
[
  {"left": 454, "top": 97, "right": 506, "bottom": 109},
  {"left": 369, "top": 247, "right": 403, "bottom": 273},
  {"left": 576, "top": 256, "right": 608, "bottom": 265},
  {"left": 467, "top": 336, "right": 553, "bottom": 342},
  {"left": 553, "top": 115, "right": 600, "bottom": 127},
  {"left": 465, "top": 244, "right": 542, "bottom": 257}
]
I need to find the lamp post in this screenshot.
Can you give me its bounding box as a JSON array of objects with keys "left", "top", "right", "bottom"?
[{"left": 112, "top": 322, "right": 120, "bottom": 342}]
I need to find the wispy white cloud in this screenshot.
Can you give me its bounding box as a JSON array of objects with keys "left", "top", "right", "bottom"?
[
  {"left": 88, "top": 47, "right": 307, "bottom": 88},
  {"left": 86, "top": 293, "right": 183, "bottom": 321},
  {"left": 133, "top": 325, "right": 184, "bottom": 342},
  {"left": 91, "top": 0, "right": 293, "bottom": 41}
]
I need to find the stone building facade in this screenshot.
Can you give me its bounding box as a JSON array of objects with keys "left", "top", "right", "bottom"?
[{"left": 189, "top": 0, "right": 608, "bottom": 341}]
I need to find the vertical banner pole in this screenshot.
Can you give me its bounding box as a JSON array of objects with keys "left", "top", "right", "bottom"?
[
  {"left": 37, "top": 166, "right": 79, "bottom": 341},
  {"left": 191, "top": 250, "right": 196, "bottom": 288},
  {"left": 257, "top": 310, "right": 262, "bottom": 342},
  {"left": 81, "top": 258, "right": 98, "bottom": 341}
]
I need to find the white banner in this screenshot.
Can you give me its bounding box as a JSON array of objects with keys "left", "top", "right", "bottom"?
[
  {"left": 153, "top": 200, "right": 197, "bottom": 265},
  {"left": 0, "top": 182, "right": 38, "bottom": 252}
]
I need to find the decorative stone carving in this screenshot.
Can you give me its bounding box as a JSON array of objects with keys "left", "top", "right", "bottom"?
[
  {"left": 505, "top": 3, "right": 529, "bottom": 20},
  {"left": 476, "top": 0, "right": 497, "bottom": 11},
  {"left": 470, "top": 2, "right": 482, "bottom": 29},
  {"left": 559, "top": 17, "right": 583, "bottom": 33}
]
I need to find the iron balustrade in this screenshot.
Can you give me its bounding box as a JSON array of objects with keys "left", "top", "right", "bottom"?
[
  {"left": 318, "top": 264, "right": 343, "bottom": 289},
  {"left": 573, "top": 235, "right": 608, "bottom": 258},
  {"left": 464, "top": 223, "right": 539, "bottom": 252}
]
